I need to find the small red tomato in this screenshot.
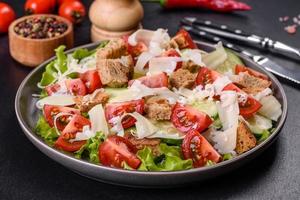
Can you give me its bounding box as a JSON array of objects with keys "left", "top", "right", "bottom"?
[
  {"left": 59, "top": 1, "right": 86, "bottom": 24},
  {"left": 25, "top": 0, "right": 55, "bottom": 14},
  {"left": 0, "top": 2, "right": 16, "bottom": 33},
  {"left": 58, "top": 0, "right": 81, "bottom": 6}
]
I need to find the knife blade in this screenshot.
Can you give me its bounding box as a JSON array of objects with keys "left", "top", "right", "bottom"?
[
  {"left": 183, "top": 25, "right": 300, "bottom": 84},
  {"left": 182, "top": 17, "right": 300, "bottom": 58}
]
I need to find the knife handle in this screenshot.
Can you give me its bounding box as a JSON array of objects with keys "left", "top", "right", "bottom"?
[
  {"left": 184, "top": 26, "right": 243, "bottom": 53},
  {"left": 188, "top": 18, "right": 250, "bottom": 37}
]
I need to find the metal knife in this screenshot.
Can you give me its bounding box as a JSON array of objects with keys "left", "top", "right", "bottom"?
[
  {"left": 182, "top": 25, "right": 300, "bottom": 84},
  {"left": 182, "top": 17, "right": 300, "bottom": 58}
]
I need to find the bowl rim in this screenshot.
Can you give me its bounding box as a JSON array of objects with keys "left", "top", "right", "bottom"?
[
  {"left": 15, "top": 41, "right": 288, "bottom": 176},
  {"left": 9, "top": 14, "right": 73, "bottom": 42}
]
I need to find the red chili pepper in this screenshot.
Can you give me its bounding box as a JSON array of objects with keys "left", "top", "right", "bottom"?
[{"left": 144, "top": 0, "right": 251, "bottom": 12}]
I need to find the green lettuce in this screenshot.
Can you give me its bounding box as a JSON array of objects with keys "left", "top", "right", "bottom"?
[
  {"left": 222, "top": 153, "right": 233, "bottom": 161},
  {"left": 75, "top": 132, "right": 106, "bottom": 163},
  {"left": 72, "top": 48, "right": 95, "bottom": 60},
  {"left": 35, "top": 116, "right": 58, "bottom": 145},
  {"left": 39, "top": 45, "right": 68, "bottom": 87},
  {"left": 255, "top": 130, "right": 271, "bottom": 143},
  {"left": 137, "top": 143, "right": 193, "bottom": 171}
]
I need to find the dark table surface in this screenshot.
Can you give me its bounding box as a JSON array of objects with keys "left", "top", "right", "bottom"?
[{"left": 1, "top": 0, "right": 300, "bottom": 199}]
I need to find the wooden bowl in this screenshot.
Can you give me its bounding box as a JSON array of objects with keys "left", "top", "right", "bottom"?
[{"left": 9, "top": 14, "right": 74, "bottom": 67}]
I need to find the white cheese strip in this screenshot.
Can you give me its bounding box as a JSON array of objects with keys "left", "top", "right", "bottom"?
[
  {"left": 253, "top": 88, "right": 273, "bottom": 101},
  {"left": 211, "top": 91, "right": 239, "bottom": 154},
  {"left": 148, "top": 57, "right": 182, "bottom": 75},
  {"left": 202, "top": 42, "right": 227, "bottom": 69},
  {"left": 36, "top": 95, "right": 75, "bottom": 109},
  {"left": 181, "top": 49, "right": 204, "bottom": 66},
  {"left": 88, "top": 104, "right": 109, "bottom": 136}
]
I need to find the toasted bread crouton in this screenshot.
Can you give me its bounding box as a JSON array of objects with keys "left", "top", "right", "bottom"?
[
  {"left": 96, "top": 39, "right": 127, "bottom": 59},
  {"left": 170, "top": 34, "right": 189, "bottom": 50},
  {"left": 145, "top": 96, "right": 172, "bottom": 121},
  {"left": 232, "top": 72, "right": 271, "bottom": 94},
  {"left": 235, "top": 121, "right": 257, "bottom": 154},
  {"left": 97, "top": 55, "right": 134, "bottom": 88},
  {"left": 125, "top": 133, "right": 161, "bottom": 156},
  {"left": 182, "top": 60, "right": 201, "bottom": 72},
  {"left": 169, "top": 68, "right": 197, "bottom": 89},
  {"left": 74, "top": 90, "right": 109, "bottom": 112}
]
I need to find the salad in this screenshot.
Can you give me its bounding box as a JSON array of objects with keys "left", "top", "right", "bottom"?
[{"left": 35, "top": 28, "right": 282, "bottom": 171}]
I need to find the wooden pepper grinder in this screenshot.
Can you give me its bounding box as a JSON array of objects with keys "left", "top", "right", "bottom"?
[{"left": 89, "top": 0, "right": 144, "bottom": 42}]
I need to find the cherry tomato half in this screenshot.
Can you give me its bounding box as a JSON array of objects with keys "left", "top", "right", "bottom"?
[
  {"left": 45, "top": 83, "right": 61, "bottom": 96},
  {"left": 80, "top": 70, "right": 102, "bottom": 94},
  {"left": 105, "top": 99, "right": 145, "bottom": 129},
  {"left": 65, "top": 78, "right": 87, "bottom": 96},
  {"left": 223, "top": 84, "right": 262, "bottom": 118},
  {"left": 59, "top": 1, "right": 86, "bottom": 24},
  {"left": 173, "top": 28, "right": 198, "bottom": 49},
  {"left": 182, "top": 130, "right": 221, "bottom": 167},
  {"left": 0, "top": 3, "right": 16, "bottom": 33},
  {"left": 128, "top": 73, "right": 169, "bottom": 88},
  {"left": 25, "top": 0, "right": 55, "bottom": 14},
  {"left": 43, "top": 105, "right": 80, "bottom": 131},
  {"left": 61, "top": 114, "right": 91, "bottom": 139},
  {"left": 99, "top": 135, "right": 141, "bottom": 169},
  {"left": 235, "top": 64, "right": 269, "bottom": 80},
  {"left": 195, "top": 67, "right": 220, "bottom": 87},
  {"left": 171, "top": 103, "right": 213, "bottom": 134},
  {"left": 55, "top": 135, "right": 86, "bottom": 152},
  {"left": 123, "top": 35, "right": 148, "bottom": 58}
]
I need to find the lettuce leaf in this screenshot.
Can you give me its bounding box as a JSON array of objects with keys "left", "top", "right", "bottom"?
[
  {"left": 75, "top": 132, "right": 106, "bottom": 163},
  {"left": 72, "top": 48, "right": 94, "bottom": 60},
  {"left": 137, "top": 143, "right": 193, "bottom": 171},
  {"left": 35, "top": 116, "right": 58, "bottom": 145}
]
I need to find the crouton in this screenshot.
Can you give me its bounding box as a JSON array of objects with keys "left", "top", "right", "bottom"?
[
  {"left": 235, "top": 121, "right": 257, "bottom": 154},
  {"left": 182, "top": 60, "right": 201, "bottom": 72},
  {"left": 145, "top": 96, "right": 172, "bottom": 121},
  {"left": 170, "top": 34, "right": 189, "bottom": 50},
  {"left": 125, "top": 133, "right": 161, "bottom": 156},
  {"left": 74, "top": 90, "right": 109, "bottom": 112},
  {"left": 232, "top": 72, "right": 271, "bottom": 94},
  {"left": 97, "top": 55, "right": 134, "bottom": 88},
  {"left": 169, "top": 68, "right": 197, "bottom": 89},
  {"left": 96, "top": 39, "right": 127, "bottom": 59}
]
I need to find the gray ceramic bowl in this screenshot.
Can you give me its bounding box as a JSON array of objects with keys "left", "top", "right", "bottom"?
[{"left": 15, "top": 41, "right": 287, "bottom": 188}]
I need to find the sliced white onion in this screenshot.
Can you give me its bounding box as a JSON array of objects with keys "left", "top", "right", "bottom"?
[
  {"left": 36, "top": 95, "right": 75, "bottom": 109},
  {"left": 202, "top": 42, "right": 227, "bottom": 69},
  {"left": 135, "top": 52, "right": 155, "bottom": 73},
  {"left": 148, "top": 57, "right": 182, "bottom": 75},
  {"left": 258, "top": 95, "right": 282, "bottom": 121}
]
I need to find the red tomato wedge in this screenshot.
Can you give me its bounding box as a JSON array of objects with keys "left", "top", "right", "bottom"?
[
  {"left": 173, "top": 28, "right": 198, "bottom": 49},
  {"left": 80, "top": 70, "right": 102, "bottom": 94},
  {"left": 195, "top": 67, "right": 220, "bottom": 86},
  {"left": 45, "top": 83, "right": 61, "bottom": 96},
  {"left": 182, "top": 130, "right": 221, "bottom": 167},
  {"left": 55, "top": 135, "right": 86, "bottom": 152},
  {"left": 105, "top": 99, "right": 145, "bottom": 129},
  {"left": 161, "top": 49, "right": 182, "bottom": 70},
  {"left": 171, "top": 103, "right": 212, "bottom": 134},
  {"left": 235, "top": 65, "right": 269, "bottom": 80},
  {"left": 223, "top": 84, "right": 262, "bottom": 118},
  {"left": 61, "top": 114, "right": 91, "bottom": 139},
  {"left": 123, "top": 35, "right": 148, "bottom": 58},
  {"left": 128, "top": 73, "right": 168, "bottom": 88},
  {"left": 65, "top": 78, "right": 87, "bottom": 96},
  {"left": 43, "top": 105, "right": 80, "bottom": 131},
  {"left": 99, "top": 135, "right": 141, "bottom": 169}
]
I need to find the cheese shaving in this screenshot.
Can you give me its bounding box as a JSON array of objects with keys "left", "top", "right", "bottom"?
[{"left": 36, "top": 95, "right": 75, "bottom": 109}]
